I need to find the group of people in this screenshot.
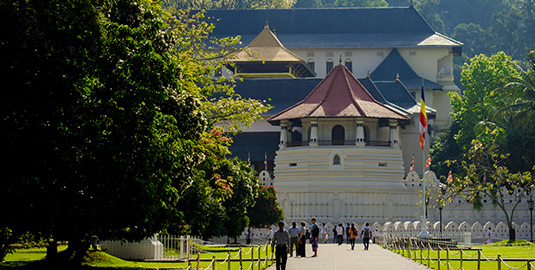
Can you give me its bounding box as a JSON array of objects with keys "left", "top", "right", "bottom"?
[
  {"left": 270, "top": 218, "right": 320, "bottom": 270},
  {"left": 269, "top": 219, "right": 377, "bottom": 270},
  {"left": 333, "top": 222, "right": 375, "bottom": 250}
]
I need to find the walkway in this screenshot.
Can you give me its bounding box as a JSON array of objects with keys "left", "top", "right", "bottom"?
[{"left": 267, "top": 242, "right": 430, "bottom": 270}]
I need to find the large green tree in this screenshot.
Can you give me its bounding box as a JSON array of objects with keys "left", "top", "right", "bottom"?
[
  {"left": 450, "top": 52, "right": 519, "bottom": 152},
  {"left": 436, "top": 51, "right": 535, "bottom": 241},
  {"left": 0, "top": 0, "right": 207, "bottom": 263}
]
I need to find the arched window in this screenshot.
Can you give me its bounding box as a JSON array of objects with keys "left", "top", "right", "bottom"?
[
  {"left": 333, "top": 154, "right": 341, "bottom": 165},
  {"left": 332, "top": 125, "right": 345, "bottom": 145}
]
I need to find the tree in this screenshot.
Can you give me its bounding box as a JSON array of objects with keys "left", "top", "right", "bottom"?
[
  {"left": 447, "top": 139, "right": 535, "bottom": 241},
  {"left": 413, "top": 0, "right": 445, "bottom": 34},
  {"left": 162, "top": 0, "right": 296, "bottom": 10},
  {"left": 437, "top": 51, "right": 535, "bottom": 241},
  {"left": 219, "top": 158, "right": 261, "bottom": 243},
  {"left": 0, "top": 0, "right": 207, "bottom": 264},
  {"left": 450, "top": 52, "right": 519, "bottom": 152},
  {"left": 248, "top": 186, "right": 284, "bottom": 229}
]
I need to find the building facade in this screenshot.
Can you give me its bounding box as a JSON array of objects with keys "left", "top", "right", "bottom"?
[{"left": 202, "top": 6, "right": 534, "bottom": 232}]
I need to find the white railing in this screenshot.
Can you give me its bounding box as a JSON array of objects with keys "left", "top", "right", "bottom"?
[{"left": 101, "top": 235, "right": 201, "bottom": 261}]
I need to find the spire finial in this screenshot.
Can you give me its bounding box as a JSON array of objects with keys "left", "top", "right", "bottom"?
[
  {"left": 265, "top": 19, "right": 269, "bottom": 29},
  {"left": 396, "top": 73, "right": 400, "bottom": 81},
  {"left": 410, "top": 0, "right": 413, "bottom": 6},
  {"left": 367, "top": 71, "right": 370, "bottom": 78},
  {"left": 339, "top": 53, "right": 343, "bottom": 65}
]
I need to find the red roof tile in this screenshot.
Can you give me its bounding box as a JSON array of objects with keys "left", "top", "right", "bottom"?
[{"left": 268, "top": 64, "right": 410, "bottom": 123}]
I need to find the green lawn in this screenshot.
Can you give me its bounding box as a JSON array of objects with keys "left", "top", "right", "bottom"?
[
  {"left": 389, "top": 241, "right": 535, "bottom": 270},
  {"left": 1, "top": 244, "right": 274, "bottom": 270}
]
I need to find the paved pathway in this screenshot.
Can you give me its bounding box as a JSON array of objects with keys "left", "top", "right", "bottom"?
[{"left": 267, "top": 242, "right": 430, "bottom": 270}]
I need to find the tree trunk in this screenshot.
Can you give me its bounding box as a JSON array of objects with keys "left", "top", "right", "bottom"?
[
  {"left": 46, "top": 240, "right": 57, "bottom": 262},
  {"left": 509, "top": 227, "right": 516, "bottom": 242}
]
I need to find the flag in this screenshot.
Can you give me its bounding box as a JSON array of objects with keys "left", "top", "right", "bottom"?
[
  {"left": 264, "top": 152, "right": 267, "bottom": 171},
  {"left": 247, "top": 152, "right": 250, "bottom": 166},
  {"left": 410, "top": 154, "right": 415, "bottom": 171},
  {"left": 419, "top": 86, "right": 427, "bottom": 151},
  {"left": 425, "top": 155, "right": 431, "bottom": 169},
  {"left": 446, "top": 170, "right": 453, "bottom": 184}
]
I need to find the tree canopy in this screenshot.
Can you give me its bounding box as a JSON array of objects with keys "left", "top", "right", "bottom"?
[
  {"left": 0, "top": 0, "right": 271, "bottom": 263},
  {"left": 436, "top": 51, "right": 535, "bottom": 240}
]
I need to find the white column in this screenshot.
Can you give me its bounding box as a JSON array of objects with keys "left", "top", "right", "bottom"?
[
  {"left": 279, "top": 120, "right": 288, "bottom": 149},
  {"left": 287, "top": 122, "right": 293, "bottom": 145},
  {"left": 389, "top": 120, "right": 399, "bottom": 148},
  {"left": 310, "top": 119, "right": 318, "bottom": 146},
  {"left": 355, "top": 119, "right": 365, "bottom": 146}
]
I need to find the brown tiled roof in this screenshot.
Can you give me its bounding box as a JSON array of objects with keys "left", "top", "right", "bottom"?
[
  {"left": 268, "top": 64, "right": 410, "bottom": 123},
  {"left": 230, "top": 25, "right": 306, "bottom": 63}
]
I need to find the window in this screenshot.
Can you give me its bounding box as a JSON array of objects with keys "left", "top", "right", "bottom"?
[
  {"left": 332, "top": 125, "right": 345, "bottom": 145},
  {"left": 333, "top": 155, "right": 341, "bottom": 165},
  {"left": 308, "top": 58, "right": 315, "bottom": 72},
  {"left": 326, "top": 59, "right": 334, "bottom": 74},
  {"left": 345, "top": 59, "right": 352, "bottom": 73}
]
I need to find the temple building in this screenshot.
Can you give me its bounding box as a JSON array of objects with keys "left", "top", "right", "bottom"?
[{"left": 201, "top": 6, "right": 534, "bottom": 228}]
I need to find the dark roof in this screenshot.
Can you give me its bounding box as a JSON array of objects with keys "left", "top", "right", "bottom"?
[
  {"left": 373, "top": 81, "right": 417, "bottom": 110},
  {"left": 228, "top": 132, "right": 279, "bottom": 161},
  {"left": 358, "top": 77, "right": 388, "bottom": 104},
  {"left": 201, "top": 7, "right": 462, "bottom": 49},
  {"left": 268, "top": 64, "right": 410, "bottom": 125},
  {"left": 370, "top": 48, "right": 443, "bottom": 90},
  {"left": 233, "top": 78, "right": 322, "bottom": 115}
]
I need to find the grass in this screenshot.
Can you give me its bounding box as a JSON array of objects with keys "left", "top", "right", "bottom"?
[
  {"left": 388, "top": 240, "right": 535, "bottom": 270},
  {"left": 1, "top": 244, "right": 274, "bottom": 270}
]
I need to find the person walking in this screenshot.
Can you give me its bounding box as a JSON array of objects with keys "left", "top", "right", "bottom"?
[
  {"left": 288, "top": 222, "right": 300, "bottom": 257},
  {"left": 361, "top": 223, "right": 372, "bottom": 250},
  {"left": 267, "top": 227, "right": 274, "bottom": 244},
  {"left": 486, "top": 228, "right": 493, "bottom": 244},
  {"left": 297, "top": 221, "right": 306, "bottom": 257},
  {"left": 349, "top": 223, "right": 358, "bottom": 250},
  {"left": 321, "top": 223, "right": 328, "bottom": 244},
  {"left": 310, "top": 218, "right": 319, "bottom": 257},
  {"left": 346, "top": 223, "right": 351, "bottom": 244},
  {"left": 332, "top": 227, "right": 337, "bottom": 243},
  {"left": 336, "top": 224, "right": 344, "bottom": 245},
  {"left": 271, "top": 221, "right": 290, "bottom": 270},
  {"left": 246, "top": 227, "right": 252, "bottom": 244}
]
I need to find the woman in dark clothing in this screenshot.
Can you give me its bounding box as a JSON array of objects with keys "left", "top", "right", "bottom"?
[{"left": 297, "top": 221, "right": 306, "bottom": 257}]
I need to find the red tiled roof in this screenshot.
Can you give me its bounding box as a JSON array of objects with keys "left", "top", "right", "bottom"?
[{"left": 268, "top": 64, "right": 410, "bottom": 123}]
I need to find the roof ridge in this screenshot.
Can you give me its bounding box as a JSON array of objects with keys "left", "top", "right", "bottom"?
[{"left": 344, "top": 67, "right": 367, "bottom": 117}]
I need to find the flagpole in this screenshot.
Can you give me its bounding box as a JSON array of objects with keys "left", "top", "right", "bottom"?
[{"left": 418, "top": 82, "right": 430, "bottom": 238}]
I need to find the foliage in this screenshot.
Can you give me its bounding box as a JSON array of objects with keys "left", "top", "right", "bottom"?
[
  {"left": 162, "top": 0, "right": 296, "bottom": 10},
  {"left": 220, "top": 158, "right": 261, "bottom": 242},
  {"left": 0, "top": 0, "right": 208, "bottom": 263},
  {"left": 248, "top": 186, "right": 284, "bottom": 228},
  {"left": 429, "top": 121, "right": 461, "bottom": 179},
  {"left": 450, "top": 52, "right": 519, "bottom": 152},
  {"left": 446, "top": 139, "right": 535, "bottom": 241},
  {"left": 435, "top": 51, "right": 535, "bottom": 241},
  {"left": 413, "top": 0, "right": 445, "bottom": 33}
]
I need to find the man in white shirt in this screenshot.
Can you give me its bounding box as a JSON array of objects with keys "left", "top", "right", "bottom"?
[
  {"left": 321, "top": 223, "right": 328, "bottom": 244},
  {"left": 336, "top": 224, "right": 344, "bottom": 245},
  {"left": 288, "top": 222, "right": 300, "bottom": 257},
  {"left": 267, "top": 228, "right": 274, "bottom": 244},
  {"left": 271, "top": 222, "right": 290, "bottom": 270}
]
